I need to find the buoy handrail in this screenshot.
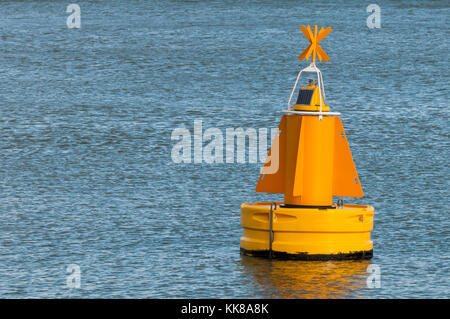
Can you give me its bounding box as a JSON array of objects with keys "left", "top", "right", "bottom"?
[{"left": 269, "top": 202, "right": 276, "bottom": 259}]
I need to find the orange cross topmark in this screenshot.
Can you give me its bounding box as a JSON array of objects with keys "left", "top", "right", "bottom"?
[{"left": 298, "top": 25, "right": 332, "bottom": 63}]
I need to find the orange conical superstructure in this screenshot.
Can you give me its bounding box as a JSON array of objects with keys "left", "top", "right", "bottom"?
[{"left": 256, "top": 115, "right": 363, "bottom": 206}]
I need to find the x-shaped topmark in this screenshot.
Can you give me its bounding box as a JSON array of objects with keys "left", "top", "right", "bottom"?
[{"left": 298, "top": 25, "right": 332, "bottom": 63}]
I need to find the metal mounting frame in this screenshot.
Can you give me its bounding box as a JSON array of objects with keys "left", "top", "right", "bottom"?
[{"left": 285, "top": 62, "right": 340, "bottom": 120}]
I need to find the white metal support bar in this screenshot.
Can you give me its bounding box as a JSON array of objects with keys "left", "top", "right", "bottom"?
[{"left": 287, "top": 70, "right": 303, "bottom": 112}]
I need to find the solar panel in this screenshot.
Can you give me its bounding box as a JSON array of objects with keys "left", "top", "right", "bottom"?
[{"left": 296, "top": 89, "right": 314, "bottom": 105}]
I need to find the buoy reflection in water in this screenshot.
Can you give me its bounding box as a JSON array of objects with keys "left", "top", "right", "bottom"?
[{"left": 241, "top": 256, "right": 372, "bottom": 298}]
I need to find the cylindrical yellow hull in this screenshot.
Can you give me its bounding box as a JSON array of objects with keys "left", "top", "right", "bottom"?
[{"left": 240, "top": 202, "right": 374, "bottom": 260}]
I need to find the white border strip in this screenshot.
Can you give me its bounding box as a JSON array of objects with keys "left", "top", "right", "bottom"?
[{"left": 282, "top": 110, "right": 341, "bottom": 117}]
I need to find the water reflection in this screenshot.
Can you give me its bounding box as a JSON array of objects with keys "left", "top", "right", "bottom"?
[{"left": 241, "top": 256, "right": 371, "bottom": 298}]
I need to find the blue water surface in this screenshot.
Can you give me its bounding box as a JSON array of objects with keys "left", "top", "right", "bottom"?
[{"left": 0, "top": 0, "right": 448, "bottom": 298}]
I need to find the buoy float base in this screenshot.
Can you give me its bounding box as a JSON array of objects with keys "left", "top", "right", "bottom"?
[{"left": 240, "top": 202, "right": 374, "bottom": 260}]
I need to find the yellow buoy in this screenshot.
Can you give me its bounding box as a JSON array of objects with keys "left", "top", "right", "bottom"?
[{"left": 240, "top": 25, "right": 374, "bottom": 260}]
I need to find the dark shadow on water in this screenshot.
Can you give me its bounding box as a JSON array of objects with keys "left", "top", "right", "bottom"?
[{"left": 240, "top": 255, "right": 371, "bottom": 299}]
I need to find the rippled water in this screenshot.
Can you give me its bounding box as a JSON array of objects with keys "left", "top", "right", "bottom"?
[{"left": 0, "top": 1, "right": 448, "bottom": 298}]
